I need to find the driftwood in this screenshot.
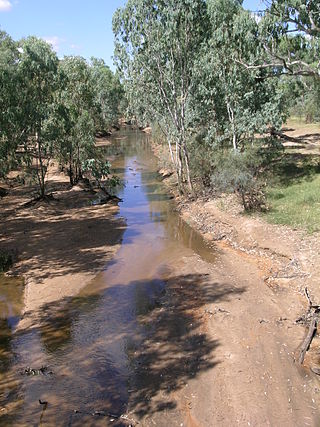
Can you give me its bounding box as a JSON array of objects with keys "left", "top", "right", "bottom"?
[
  {"left": 299, "top": 315, "right": 318, "bottom": 364},
  {"left": 298, "top": 288, "right": 320, "bottom": 365},
  {"left": 269, "top": 128, "right": 301, "bottom": 143}
]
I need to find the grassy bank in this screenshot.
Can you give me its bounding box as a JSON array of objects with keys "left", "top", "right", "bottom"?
[
  {"left": 266, "top": 174, "right": 320, "bottom": 233},
  {"left": 264, "top": 119, "right": 320, "bottom": 233}
]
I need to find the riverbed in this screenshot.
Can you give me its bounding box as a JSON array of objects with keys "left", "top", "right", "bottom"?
[
  {"left": 1, "top": 128, "right": 320, "bottom": 426},
  {"left": 0, "top": 128, "right": 218, "bottom": 426}
]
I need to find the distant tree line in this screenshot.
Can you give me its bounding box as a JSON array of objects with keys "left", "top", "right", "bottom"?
[
  {"left": 113, "top": 0, "right": 320, "bottom": 208},
  {"left": 0, "top": 31, "right": 124, "bottom": 197}
]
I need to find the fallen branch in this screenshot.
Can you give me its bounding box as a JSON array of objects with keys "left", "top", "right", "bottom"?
[
  {"left": 299, "top": 315, "right": 318, "bottom": 365},
  {"left": 305, "top": 287, "right": 313, "bottom": 309},
  {"left": 269, "top": 128, "right": 301, "bottom": 143},
  {"left": 298, "top": 288, "right": 320, "bottom": 365}
]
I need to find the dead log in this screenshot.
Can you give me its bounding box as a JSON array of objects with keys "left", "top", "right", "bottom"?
[
  {"left": 269, "top": 128, "right": 301, "bottom": 143},
  {"left": 296, "top": 288, "right": 320, "bottom": 365},
  {"left": 298, "top": 315, "right": 318, "bottom": 365}
]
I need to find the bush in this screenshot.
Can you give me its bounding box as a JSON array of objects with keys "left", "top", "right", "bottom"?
[
  {"left": 210, "top": 147, "right": 268, "bottom": 211},
  {"left": 81, "top": 158, "right": 121, "bottom": 194}
]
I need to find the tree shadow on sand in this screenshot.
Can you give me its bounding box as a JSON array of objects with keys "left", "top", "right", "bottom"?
[
  {"left": 0, "top": 194, "right": 128, "bottom": 283},
  {"left": 1, "top": 273, "right": 246, "bottom": 426}
]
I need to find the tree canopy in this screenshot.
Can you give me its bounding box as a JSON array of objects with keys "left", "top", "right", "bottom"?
[
  {"left": 0, "top": 31, "right": 123, "bottom": 196},
  {"left": 113, "top": 0, "right": 320, "bottom": 207}
]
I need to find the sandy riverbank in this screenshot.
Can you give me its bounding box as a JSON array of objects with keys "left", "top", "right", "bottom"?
[
  {"left": 0, "top": 163, "right": 125, "bottom": 324},
  {"left": 151, "top": 133, "right": 320, "bottom": 364},
  {"left": 149, "top": 136, "right": 320, "bottom": 426}
]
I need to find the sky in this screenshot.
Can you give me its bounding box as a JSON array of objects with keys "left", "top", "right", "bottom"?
[{"left": 0, "top": 0, "right": 264, "bottom": 71}]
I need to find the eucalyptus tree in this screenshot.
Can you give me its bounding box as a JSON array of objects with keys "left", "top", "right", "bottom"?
[
  {"left": 90, "top": 58, "right": 123, "bottom": 133},
  {"left": 192, "top": 0, "right": 285, "bottom": 152},
  {"left": 113, "top": 0, "right": 208, "bottom": 193},
  {"left": 57, "top": 56, "right": 96, "bottom": 185},
  {"left": 237, "top": 0, "right": 320, "bottom": 79},
  {"left": 186, "top": 0, "right": 287, "bottom": 209},
  {"left": 18, "top": 36, "right": 59, "bottom": 198},
  {"left": 0, "top": 31, "right": 26, "bottom": 176}
]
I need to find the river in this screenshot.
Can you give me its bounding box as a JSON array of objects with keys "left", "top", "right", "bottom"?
[{"left": 0, "top": 128, "right": 218, "bottom": 426}]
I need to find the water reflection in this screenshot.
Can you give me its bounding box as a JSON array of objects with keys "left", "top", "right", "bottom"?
[{"left": 107, "top": 128, "right": 217, "bottom": 264}]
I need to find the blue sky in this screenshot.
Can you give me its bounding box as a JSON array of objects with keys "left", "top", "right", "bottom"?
[{"left": 0, "top": 0, "right": 264, "bottom": 70}]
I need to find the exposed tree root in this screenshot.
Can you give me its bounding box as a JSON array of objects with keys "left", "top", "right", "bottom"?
[{"left": 22, "top": 193, "right": 57, "bottom": 208}]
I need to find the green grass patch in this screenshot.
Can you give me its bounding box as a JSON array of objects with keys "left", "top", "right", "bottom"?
[
  {"left": 286, "top": 117, "right": 320, "bottom": 130},
  {"left": 265, "top": 173, "right": 320, "bottom": 233}
]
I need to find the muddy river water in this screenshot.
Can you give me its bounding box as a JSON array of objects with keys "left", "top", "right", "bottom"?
[{"left": 0, "top": 128, "right": 217, "bottom": 426}]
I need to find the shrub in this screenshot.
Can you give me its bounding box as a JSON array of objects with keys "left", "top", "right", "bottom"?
[
  {"left": 210, "top": 147, "right": 268, "bottom": 211},
  {"left": 81, "top": 158, "right": 121, "bottom": 194}
]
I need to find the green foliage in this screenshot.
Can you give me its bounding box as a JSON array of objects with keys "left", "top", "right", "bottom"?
[
  {"left": 242, "top": 1, "right": 320, "bottom": 125},
  {"left": 188, "top": 132, "right": 216, "bottom": 187},
  {"left": 294, "top": 79, "right": 320, "bottom": 122},
  {"left": 209, "top": 147, "right": 268, "bottom": 211},
  {"left": 82, "top": 158, "right": 111, "bottom": 183},
  {"left": 57, "top": 56, "right": 96, "bottom": 185},
  {"left": 250, "top": 0, "right": 320, "bottom": 80},
  {"left": 0, "top": 31, "right": 25, "bottom": 176},
  {"left": 18, "top": 36, "right": 59, "bottom": 197},
  {"left": 54, "top": 55, "right": 123, "bottom": 186},
  {"left": 0, "top": 29, "right": 122, "bottom": 198},
  {"left": 113, "top": 0, "right": 208, "bottom": 191},
  {"left": 90, "top": 58, "right": 124, "bottom": 132},
  {"left": 191, "top": 0, "right": 286, "bottom": 151},
  {"left": 113, "top": 0, "right": 288, "bottom": 199},
  {"left": 278, "top": 75, "right": 320, "bottom": 124},
  {"left": 82, "top": 157, "right": 120, "bottom": 192}
]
